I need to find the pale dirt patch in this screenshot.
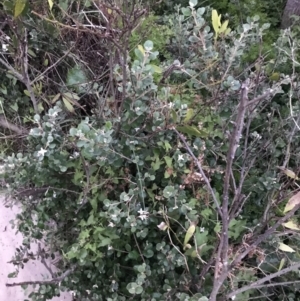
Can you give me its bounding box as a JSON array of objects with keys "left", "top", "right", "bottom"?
[{"left": 0, "top": 195, "right": 72, "bottom": 301}]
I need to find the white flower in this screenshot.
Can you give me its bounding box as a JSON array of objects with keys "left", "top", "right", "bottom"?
[
  {"left": 49, "top": 110, "right": 58, "bottom": 117},
  {"left": 231, "top": 296, "right": 236, "bottom": 300},
  {"left": 2, "top": 44, "right": 8, "bottom": 52},
  {"left": 92, "top": 284, "right": 98, "bottom": 288},
  {"left": 37, "top": 148, "right": 47, "bottom": 157},
  {"left": 108, "top": 222, "right": 115, "bottom": 227},
  {"left": 200, "top": 227, "right": 205, "bottom": 233},
  {"left": 138, "top": 208, "right": 149, "bottom": 221},
  {"left": 76, "top": 130, "right": 84, "bottom": 138},
  {"left": 178, "top": 154, "right": 185, "bottom": 162}
]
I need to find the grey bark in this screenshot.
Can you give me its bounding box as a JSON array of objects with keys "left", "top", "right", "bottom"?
[{"left": 281, "top": 0, "right": 300, "bottom": 28}]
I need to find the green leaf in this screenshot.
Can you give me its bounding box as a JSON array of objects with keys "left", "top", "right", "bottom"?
[
  {"left": 90, "top": 197, "right": 98, "bottom": 211},
  {"left": 269, "top": 72, "right": 280, "bottom": 81},
  {"left": 177, "top": 125, "right": 207, "bottom": 137},
  {"left": 195, "top": 229, "right": 208, "bottom": 246},
  {"left": 134, "top": 48, "right": 144, "bottom": 61},
  {"left": 214, "top": 222, "right": 221, "bottom": 233},
  {"left": 98, "top": 237, "right": 111, "bottom": 247},
  {"left": 183, "top": 108, "right": 194, "bottom": 123},
  {"left": 66, "top": 66, "right": 88, "bottom": 92},
  {"left": 171, "top": 109, "right": 177, "bottom": 122},
  {"left": 164, "top": 156, "right": 172, "bottom": 168},
  {"left": 14, "top": 0, "right": 27, "bottom": 18},
  {"left": 144, "top": 40, "right": 153, "bottom": 51},
  {"left": 189, "top": 0, "right": 198, "bottom": 7}
]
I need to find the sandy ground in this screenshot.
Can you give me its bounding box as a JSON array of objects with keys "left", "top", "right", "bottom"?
[{"left": 0, "top": 195, "right": 72, "bottom": 301}]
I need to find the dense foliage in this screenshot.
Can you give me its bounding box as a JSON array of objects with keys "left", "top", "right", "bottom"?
[{"left": 2, "top": 0, "right": 300, "bottom": 301}]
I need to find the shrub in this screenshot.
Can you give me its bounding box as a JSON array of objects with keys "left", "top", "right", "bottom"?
[{"left": 3, "top": 1, "right": 300, "bottom": 301}]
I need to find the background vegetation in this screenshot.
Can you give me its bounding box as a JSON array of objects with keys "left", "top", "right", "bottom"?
[{"left": 1, "top": 0, "right": 300, "bottom": 300}]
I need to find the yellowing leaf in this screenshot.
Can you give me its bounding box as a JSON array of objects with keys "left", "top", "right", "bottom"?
[
  {"left": 14, "top": 0, "right": 27, "bottom": 18},
  {"left": 47, "top": 0, "right": 54, "bottom": 10},
  {"left": 219, "top": 20, "right": 229, "bottom": 34},
  {"left": 38, "top": 102, "right": 44, "bottom": 113},
  {"left": 138, "top": 45, "right": 145, "bottom": 56},
  {"left": 62, "top": 97, "right": 75, "bottom": 113},
  {"left": 23, "top": 90, "right": 30, "bottom": 97},
  {"left": 278, "top": 258, "right": 286, "bottom": 271},
  {"left": 27, "top": 49, "right": 36, "bottom": 57},
  {"left": 183, "top": 223, "right": 196, "bottom": 249},
  {"left": 150, "top": 65, "right": 162, "bottom": 74},
  {"left": 278, "top": 242, "right": 296, "bottom": 253},
  {"left": 183, "top": 108, "right": 194, "bottom": 123},
  {"left": 284, "top": 191, "right": 300, "bottom": 213},
  {"left": 225, "top": 28, "right": 231, "bottom": 35},
  {"left": 51, "top": 93, "right": 61, "bottom": 104},
  {"left": 212, "top": 10, "right": 221, "bottom": 33},
  {"left": 277, "top": 166, "right": 299, "bottom": 180},
  {"left": 283, "top": 220, "right": 300, "bottom": 230}
]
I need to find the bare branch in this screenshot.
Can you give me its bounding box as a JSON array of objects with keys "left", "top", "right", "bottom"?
[
  {"left": 0, "top": 57, "right": 24, "bottom": 82},
  {"left": 173, "top": 127, "right": 222, "bottom": 217},
  {"left": 6, "top": 265, "right": 77, "bottom": 287},
  {"left": 30, "top": 46, "right": 75, "bottom": 85},
  {"left": 22, "top": 28, "right": 39, "bottom": 114},
  {"left": 0, "top": 115, "right": 28, "bottom": 135},
  {"left": 226, "top": 263, "right": 300, "bottom": 300},
  {"left": 231, "top": 200, "right": 300, "bottom": 268},
  {"left": 38, "top": 243, "right": 54, "bottom": 278}
]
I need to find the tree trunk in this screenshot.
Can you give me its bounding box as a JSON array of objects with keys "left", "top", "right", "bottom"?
[{"left": 281, "top": 0, "right": 300, "bottom": 28}]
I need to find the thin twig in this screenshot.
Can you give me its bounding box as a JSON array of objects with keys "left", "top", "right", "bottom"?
[
  {"left": 6, "top": 265, "right": 77, "bottom": 287},
  {"left": 133, "top": 234, "right": 145, "bottom": 263},
  {"left": 22, "top": 28, "right": 39, "bottom": 114},
  {"left": 226, "top": 264, "right": 300, "bottom": 299},
  {"left": 230, "top": 200, "right": 300, "bottom": 269},
  {"left": 30, "top": 46, "right": 75, "bottom": 85},
  {"left": 173, "top": 127, "right": 222, "bottom": 217},
  {"left": 38, "top": 243, "right": 54, "bottom": 277}
]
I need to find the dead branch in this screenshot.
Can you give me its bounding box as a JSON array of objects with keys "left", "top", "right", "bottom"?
[
  {"left": 230, "top": 200, "right": 300, "bottom": 269},
  {"left": 0, "top": 115, "right": 28, "bottom": 135},
  {"left": 226, "top": 263, "right": 300, "bottom": 300},
  {"left": 173, "top": 127, "right": 222, "bottom": 217},
  {"left": 6, "top": 265, "right": 77, "bottom": 287}
]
